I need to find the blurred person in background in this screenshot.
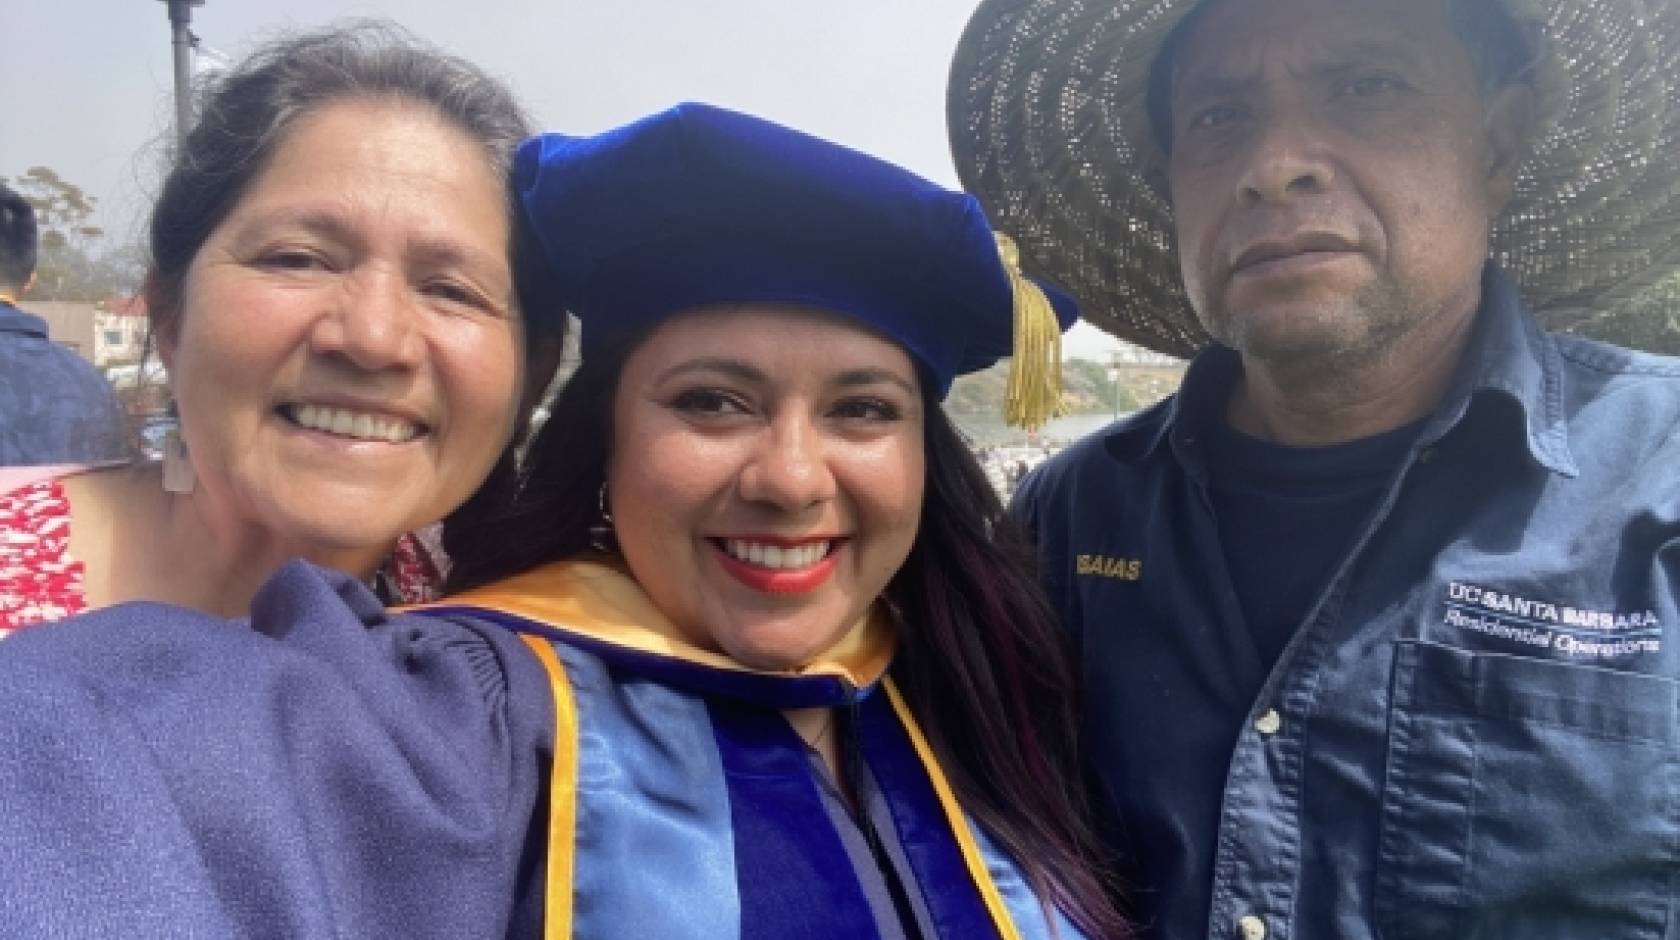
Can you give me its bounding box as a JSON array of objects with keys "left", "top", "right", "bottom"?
[{"left": 0, "top": 181, "right": 130, "bottom": 466}]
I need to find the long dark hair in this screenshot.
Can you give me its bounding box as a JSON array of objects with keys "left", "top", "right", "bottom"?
[{"left": 445, "top": 323, "right": 1129, "bottom": 938}]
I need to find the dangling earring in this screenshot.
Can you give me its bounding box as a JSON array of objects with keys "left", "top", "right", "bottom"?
[
  {"left": 588, "top": 482, "right": 617, "bottom": 553},
  {"left": 161, "top": 404, "right": 195, "bottom": 495}
]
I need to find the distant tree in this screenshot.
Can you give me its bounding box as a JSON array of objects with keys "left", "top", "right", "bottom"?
[
  {"left": 86, "top": 242, "right": 149, "bottom": 298},
  {"left": 0, "top": 166, "right": 136, "bottom": 301},
  {"left": 1570, "top": 273, "right": 1680, "bottom": 356},
  {"left": 946, "top": 362, "right": 1010, "bottom": 414},
  {"left": 6, "top": 166, "right": 100, "bottom": 240},
  {"left": 1062, "top": 357, "right": 1142, "bottom": 414}
]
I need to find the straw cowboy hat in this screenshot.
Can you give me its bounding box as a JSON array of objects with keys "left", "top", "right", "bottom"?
[{"left": 947, "top": 0, "right": 1680, "bottom": 357}]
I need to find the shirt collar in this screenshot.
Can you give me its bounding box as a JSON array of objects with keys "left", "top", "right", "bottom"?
[
  {"left": 1105, "top": 262, "right": 1576, "bottom": 477},
  {"left": 1425, "top": 263, "right": 1577, "bottom": 476},
  {"left": 1105, "top": 344, "right": 1240, "bottom": 480}
]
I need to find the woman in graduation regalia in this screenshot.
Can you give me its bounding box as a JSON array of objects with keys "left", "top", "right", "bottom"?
[{"left": 0, "top": 104, "right": 1126, "bottom": 939}]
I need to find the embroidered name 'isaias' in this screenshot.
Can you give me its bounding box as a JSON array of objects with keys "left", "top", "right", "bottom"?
[{"left": 1076, "top": 554, "right": 1142, "bottom": 580}]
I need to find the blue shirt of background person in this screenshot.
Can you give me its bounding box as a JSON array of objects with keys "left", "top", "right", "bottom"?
[
  {"left": 948, "top": 0, "right": 1680, "bottom": 936},
  {"left": 0, "top": 183, "right": 130, "bottom": 466}
]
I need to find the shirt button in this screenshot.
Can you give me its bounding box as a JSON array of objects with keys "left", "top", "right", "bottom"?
[
  {"left": 1238, "top": 914, "right": 1268, "bottom": 940},
  {"left": 1254, "top": 708, "right": 1282, "bottom": 735}
]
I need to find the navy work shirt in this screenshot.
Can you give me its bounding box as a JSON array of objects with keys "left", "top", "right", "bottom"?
[
  {"left": 1013, "top": 265, "right": 1680, "bottom": 939},
  {"left": 0, "top": 300, "right": 131, "bottom": 465}
]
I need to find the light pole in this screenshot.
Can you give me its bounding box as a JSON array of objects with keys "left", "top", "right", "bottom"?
[
  {"left": 158, "top": 0, "right": 206, "bottom": 150},
  {"left": 1109, "top": 351, "right": 1124, "bottom": 418}
]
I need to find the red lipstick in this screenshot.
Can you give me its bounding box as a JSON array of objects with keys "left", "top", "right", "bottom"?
[{"left": 712, "top": 540, "right": 840, "bottom": 594}]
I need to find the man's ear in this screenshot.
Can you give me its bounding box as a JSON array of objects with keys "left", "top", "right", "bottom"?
[
  {"left": 1482, "top": 81, "right": 1537, "bottom": 217},
  {"left": 22, "top": 272, "right": 35, "bottom": 297}
]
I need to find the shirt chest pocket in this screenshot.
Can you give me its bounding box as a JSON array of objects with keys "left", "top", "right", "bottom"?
[{"left": 1375, "top": 640, "right": 1680, "bottom": 940}]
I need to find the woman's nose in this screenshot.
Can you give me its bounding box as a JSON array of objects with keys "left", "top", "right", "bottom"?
[
  {"left": 737, "top": 413, "right": 838, "bottom": 511},
  {"left": 309, "top": 269, "right": 424, "bottom": 372}
]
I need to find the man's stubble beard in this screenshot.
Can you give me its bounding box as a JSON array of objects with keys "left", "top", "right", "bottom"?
[{"left": 1199, "top": 277, "right": 1441, "bottom": 381}]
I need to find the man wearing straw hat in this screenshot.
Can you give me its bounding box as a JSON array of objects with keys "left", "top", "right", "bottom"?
[{"left": 949, "top": 0, "right": 1680, "bottom": 936}]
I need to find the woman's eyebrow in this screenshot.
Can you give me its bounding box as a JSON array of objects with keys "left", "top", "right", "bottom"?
[
  {"left": 407, "top": 237, "right": 509, "bottom": 284},
  {"left": 834, "top": 367, "right": 917, "bottom": 395},
  {"left": 654, "top": 357, "right": 766, "bottom": 385},
  {"left": 231, "top": 207, "right": 356, "bottom": 242}
]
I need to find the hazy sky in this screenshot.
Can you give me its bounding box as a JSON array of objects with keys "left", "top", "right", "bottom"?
[{"left": 0, "top": 0, "right": 1122, "bottom": 358}]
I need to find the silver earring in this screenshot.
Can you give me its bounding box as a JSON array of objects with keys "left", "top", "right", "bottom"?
[
  {"left": 588, "top": 482, "right": 616, "bottom": 553},
  {"left": 161, "top": 426, "right": 195, "bottom": 495}
]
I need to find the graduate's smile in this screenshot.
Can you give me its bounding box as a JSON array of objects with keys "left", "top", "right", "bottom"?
[
  {"left": 710, "top": 536, "right": 845, "bottom": 594},
  {"left": 606, "top": 305, "right": 924, "bottom": 672}
]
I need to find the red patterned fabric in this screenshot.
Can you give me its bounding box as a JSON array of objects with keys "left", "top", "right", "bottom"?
[
  {"left": 388, "top": 527, "right": 445, "bottom": 605},
  {"left": 0, "top": 477, "right": 443, "bottom": 632},
  {"left": 0, "top": 479, "right": 87, "bottom": 632}
]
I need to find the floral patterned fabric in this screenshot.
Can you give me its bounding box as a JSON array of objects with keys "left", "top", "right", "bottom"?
[
  {"left": 0, "top": 476, "right": 443, "bottom": 633},
  {"left": 0, "top": 479, "right": 86, "bottom": 632},
  {"left": 387, "top": 526, "right": 445, "bottom": 605}
]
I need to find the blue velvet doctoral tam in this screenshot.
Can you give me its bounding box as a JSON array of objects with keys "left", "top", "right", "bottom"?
[{"left": 514, "top": 102, "right": 1078, "bottom": 399}]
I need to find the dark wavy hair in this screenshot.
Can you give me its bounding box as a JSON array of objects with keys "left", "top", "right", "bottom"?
[
  {"left": 446, "top": 323, "right": 1130, "bottom": 938},
  {"left": 0, "top": 183, "right": 38, "bottom": 291}
]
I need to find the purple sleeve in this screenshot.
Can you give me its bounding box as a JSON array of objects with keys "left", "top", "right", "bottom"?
[{"left": 0, "top": 560, "right": 552, "bottom": 938}]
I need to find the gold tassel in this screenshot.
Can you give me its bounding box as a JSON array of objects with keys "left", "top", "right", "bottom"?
[{"left": 996, "top": 233, "right": 1067, "bottom": 430}]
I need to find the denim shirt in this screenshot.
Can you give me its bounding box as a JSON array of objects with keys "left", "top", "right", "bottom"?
[
  {"left": 0, "top": 301, "right": 131, "bottom": 465},
  {"left": 1012, "top": 265, "right": 1680, "bottom": 940}
]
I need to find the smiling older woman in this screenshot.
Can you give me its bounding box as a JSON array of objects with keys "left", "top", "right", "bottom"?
[{"left": 0, "top": 25, "right": 562, "bottom": 629}]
